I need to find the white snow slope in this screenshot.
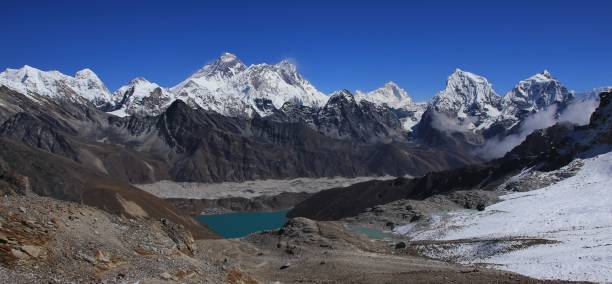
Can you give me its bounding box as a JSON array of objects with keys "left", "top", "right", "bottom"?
[
  {"left": 0, "top": 65, "right": 113, "bottom": 108},
  {"left": 355, "top": 81, "right": 414, "bottom": 109},
  {"left": 396, "top": 150, "right": 612, "bottom": 282}
]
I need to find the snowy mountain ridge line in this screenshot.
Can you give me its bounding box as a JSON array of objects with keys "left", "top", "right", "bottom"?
[
  {"left": 0, "top": 53, "right": 331, "bottom": 117},
  {"left": 0, "top": 65, "right": 113, "bottom": 109},
  {"left": 168, "top": 52, "right": 329, "bottom": 117},
  {"left": 0, "top": 56, "right": 608, "bottom": 124}
]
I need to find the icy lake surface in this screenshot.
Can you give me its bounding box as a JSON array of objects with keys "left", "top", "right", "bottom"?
[{"left": 197, "top": 210, "right": 289, "bottom": 238}]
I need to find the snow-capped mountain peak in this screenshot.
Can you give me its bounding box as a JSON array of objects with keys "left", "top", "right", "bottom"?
[
  {"left": 450, "top": 68, "right": 488, "bottom": 84},
  {"left": 169, "top": 52, "right": 328, "bottom": 117},
  {"left": 116, "top": 77, "right": 162, "bottom": 97},
  {"left": 539, "top": 69, "right": 552, "bottom": 79},
  {"left": 190, "top": 52, "right": 246, "bottom": 80},
  {"left": 353, "top": 82, "right": 426, "bottom": 132},
  {"left": 428, "top": 69, "right": 502, "bottom": 130},
  {"left": 436, "top": 69, "right": 500, "bottom": 109},
  {"left": 355, "top": 81, "right": 413, "bottom": 109},
  {"left": 502, "top": 70, "right": 574, "bottom": 119},
  {"left": 109, "top": 77, "right": 175, "bottom": 117},
  {"left": 379, "top": 81, "right": 408, "bottom": 99},
  {"left": 75, "top": 68, "right": 101, "bottom": 80},
  {"left": 277, "top": 59, "right": 297, "bottom": 73},
  {"left": 0, "top": 65, "right": 112, "bottom": 108}
]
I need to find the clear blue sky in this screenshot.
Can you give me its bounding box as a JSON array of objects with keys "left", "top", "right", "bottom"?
[{"left": 2, "top": 0, "right": 611, "bottom": 101}]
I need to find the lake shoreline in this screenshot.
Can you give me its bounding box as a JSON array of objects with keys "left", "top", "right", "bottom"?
[{"left": 196, "top": 209, "right": 290, "bottom": 238}]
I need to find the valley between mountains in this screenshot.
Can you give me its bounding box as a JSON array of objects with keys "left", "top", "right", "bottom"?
[{"left": 0, "top": 53, "right": 610, "bottom": 283}]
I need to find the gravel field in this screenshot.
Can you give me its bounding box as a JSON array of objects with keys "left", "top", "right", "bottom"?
[{"left": 136, "top": 176, "right": 397, "bottom": 199}]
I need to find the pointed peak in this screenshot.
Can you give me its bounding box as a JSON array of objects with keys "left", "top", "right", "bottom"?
[
  {"left": 192, "top": 52, "right": 246, "bottom": 78},
  {"left": 277, "top": 59, "right": 296, "bottom": 69},
  {"left": 128, "top": 76, "right": 150, "bottom": 85},
  {"left": 75, "top": 68, "right": 101, "bottom": 80},
  {"left": 383, "top": 81, "right": 400, "bottom": 89},
  {"left": 451, "top": 68, "right": 473, "bottom": 77},
  {"left": 448, "top": 68, "right": 488, "bottom": 84},
  {"left": 381, "top": 81, "right": 408, "bottom": 94},
  {"left": 526, "top": 70, "right": 556, "bottom": 82},
  {"left": 450, "top": 68, "right": 469, "bottom": 76},
  {"left": 75, "top": 68, "right": 94, "bottom": 75},
  {"left": 219, "top": 52, "right": 238, "bottom": 62},
  {"left": 328, "top": 89, "right": 355, "bottom": 103},
  {"left": 331, "top": 89, "right": 353, "bottom": 97},
  {"left": 18, "top": 65, "right": 41, "bottom": 74},
  {"left": 276, "top": 59, "right": 298, "bottom": 75}
]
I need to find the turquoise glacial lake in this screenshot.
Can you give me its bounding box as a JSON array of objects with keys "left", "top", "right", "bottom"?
[{"left": 197, "top": 210, "right": 289, "bottom": 238}]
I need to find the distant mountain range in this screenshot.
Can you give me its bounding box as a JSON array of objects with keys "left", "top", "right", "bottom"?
[{"left": 0, "top": 52, "right": 609, "bottom": 154}]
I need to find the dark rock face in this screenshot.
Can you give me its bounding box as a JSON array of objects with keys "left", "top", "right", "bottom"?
[
  {"left": 289, "top": 91, "right": 612, "bottom": 221},
  {"left": 270, "top": 90, "right": 406, "bottom": 143},
  {"left": 276, "top": 102, "right": 316, "bottom": 125},
  {"left": 588, "top": 92, "right": 612, "bottom": 144},
  {"left": 315, "top": 91, "right": 404, "bottom": 143},
  {"left": 154, "top": 100, "right": 475, "bottom": 182},
  {"left": 0, "top": 112, "right": 79, "bottom": 160},
  {"left": 252, "top": 98, "right": 281, "bottom": 117}
]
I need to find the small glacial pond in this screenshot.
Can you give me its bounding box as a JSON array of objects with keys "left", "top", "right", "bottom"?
[
  {"left": 348, "top": 225, "right": 390, "bottom": 239},
  {"left": 196, "top": 210, "right": 289, "bottom": 238}
]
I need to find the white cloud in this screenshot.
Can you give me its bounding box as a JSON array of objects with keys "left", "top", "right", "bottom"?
[{"left": 475, "top": 96, "right": 599, "bottom": 159}]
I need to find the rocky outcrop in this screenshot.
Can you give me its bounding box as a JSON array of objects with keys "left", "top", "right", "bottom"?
[
  {"left": 0, "top": 112, "right": 79, "bottom": 160},
  {"left": 587, "top": 91, "right": 612, "bottom": 144},
  {"left": 160, "top": 218, "right": 196, "bottom": 255},
  {"left": 315, "top": 90, "right": 405, "bottom": 142}
]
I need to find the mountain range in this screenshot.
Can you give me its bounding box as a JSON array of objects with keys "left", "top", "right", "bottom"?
[{"left": 0, "top": 52, "right": 607, "bottom": 158}]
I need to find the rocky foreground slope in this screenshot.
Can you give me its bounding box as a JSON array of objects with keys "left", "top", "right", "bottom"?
[
  {"left": 0, "top": 194, "right": 570, "bottom": 283},
  {"left": 0, "top": 195, "right": 225, "bottom": 283}
]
